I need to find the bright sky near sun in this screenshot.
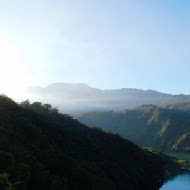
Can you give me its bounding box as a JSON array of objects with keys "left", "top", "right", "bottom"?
[{"left": 0, "top": 0, "right": 190, "bottom": 97}]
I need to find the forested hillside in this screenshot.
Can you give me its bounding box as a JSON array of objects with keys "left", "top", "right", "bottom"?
[
  {"left": 0, "top": 96, "right": 166, "bottom": 190},
  {"left": 78, "top": 105, "right": 190, "bottom": 152},
  {"left": 165, "top": 102, "right": 190, "bottom": 113}
]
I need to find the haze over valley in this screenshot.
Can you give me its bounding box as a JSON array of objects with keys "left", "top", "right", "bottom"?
[{"left": 23, "top": 83, "right": 190, "bottom": 115}]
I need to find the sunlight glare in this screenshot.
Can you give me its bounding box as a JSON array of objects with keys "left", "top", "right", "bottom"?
[{"left": 0, "top": 37, "right": 34, "bottom": 100}]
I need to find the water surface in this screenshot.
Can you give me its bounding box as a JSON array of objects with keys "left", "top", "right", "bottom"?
[{"left": 160, "top": 173, "right": 190, "bottom": 190}]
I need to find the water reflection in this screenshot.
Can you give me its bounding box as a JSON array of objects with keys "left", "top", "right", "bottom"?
[{"left": 160, "top": 173, "right": 190, "bottom": 190}]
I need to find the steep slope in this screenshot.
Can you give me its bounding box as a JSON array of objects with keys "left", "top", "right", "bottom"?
[
  {"left": 78, "top": 105, "right": 190, "bottom": 152},
  {"left": 165, "top": 102, "right": 190, "bottom": 113},
  {"left": 0, "top": 96, "right": 164, "bottom": 190},
  {"left": 23, "top": 83, "right": 190, "bottom": 115}
]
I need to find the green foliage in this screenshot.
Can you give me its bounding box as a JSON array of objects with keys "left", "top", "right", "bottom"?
[
  {"left": 165, "top": 101, "right": 190, "bottom": 113},
  {"left": 78, "top": 105, "right": 190, "bottom": 152},
  {"left": 0, "top": 96, "right": 164, "bottom": 190},
  {"left": 144, "top": 148, "right": 187, "bottom": 178},
  {"left": 165, "top": 152, "right": 190, "bottom": 167},
  {"left": 0, "top": 173, "right": 20, "bottom": 190}
]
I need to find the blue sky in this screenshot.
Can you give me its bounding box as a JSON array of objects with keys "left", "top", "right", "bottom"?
[{"left": 0, "top": 0, "right": 190, "bottom": 95}]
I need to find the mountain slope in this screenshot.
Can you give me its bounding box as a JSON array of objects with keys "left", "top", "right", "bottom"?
[
  {"left": 78, "top": 105, "right": 190, "bottom": 152},
  {"left": 0, "top": 96, "right": 165, "bottom": 190},
  {"left": 24, "top": 83, "right": 190, "bottom": 114},
  {"left": 165, "top": 102, "right": 190, "bottom": 113}
]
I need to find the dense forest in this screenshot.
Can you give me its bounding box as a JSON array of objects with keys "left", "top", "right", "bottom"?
[
  {"left": 78, "top": 105, "right": 190, "bottom": 152},
  {"left": 0, "top": 95, "right": 170, "bottom": 190}
]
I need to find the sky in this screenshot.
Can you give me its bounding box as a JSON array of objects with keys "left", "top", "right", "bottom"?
[{"left": 0, "top": 0, "right": 190, "bottom": 97}]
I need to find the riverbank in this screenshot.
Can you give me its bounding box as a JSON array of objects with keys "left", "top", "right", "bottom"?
[
  {"left": 164, "top": 152, "right": 190, "bottom": 167},
  {"left": 144, "top": 148, "right": 188, "bottom": 180},
  {"left": 159, "top": 173, "right": 190, "bottom": 190}
]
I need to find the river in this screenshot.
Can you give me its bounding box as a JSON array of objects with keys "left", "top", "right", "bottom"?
[{"left": 159, "top": 173, "right": 190, "bottom": 190}]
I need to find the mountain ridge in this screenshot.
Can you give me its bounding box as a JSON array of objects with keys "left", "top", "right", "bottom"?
[
  {"left": 23, "top": 83, "right": 190, "bottom": 115},
  {"left": 27, "top": 83, "right": 190, "bottom": 95},
  {"left": 78, "top": 104, "right": 190, "bottom": 152}
]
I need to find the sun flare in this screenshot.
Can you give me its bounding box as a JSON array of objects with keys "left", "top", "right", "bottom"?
[{"left": 0, "top": 38, "right": 33, "bottom": 100}]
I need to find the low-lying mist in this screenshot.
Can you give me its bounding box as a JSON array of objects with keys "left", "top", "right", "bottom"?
[{"left": 8, "top": 82, "right": 190, "bottom": 116}]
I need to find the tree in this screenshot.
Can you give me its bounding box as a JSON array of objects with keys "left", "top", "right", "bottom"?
[{"left": 0, "top": 173, "right": 21, "bottom": 190}]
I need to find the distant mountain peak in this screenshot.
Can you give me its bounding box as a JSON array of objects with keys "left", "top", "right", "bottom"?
[
  {"left": 46, "top": 82, "right": 92, "bottom": 89},
  {"left": 24, "top": 83, "right": 190, "bottom": 115}
]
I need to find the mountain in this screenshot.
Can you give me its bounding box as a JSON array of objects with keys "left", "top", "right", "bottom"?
[
  {"left": 24, "top": 83, "right": 190, "bottom": 115},
  {"left": 78, "top": 105, "right": 190, "bottom": 152},
  {"left": 0, "top": 95, "right": 168, "bottom": 190},
  {"left": 165, "top": 102, "right": 190, "bottom": 113}
]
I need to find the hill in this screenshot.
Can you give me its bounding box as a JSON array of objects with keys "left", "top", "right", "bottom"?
[
  {"left": 0, "top": 95, "right": 166, "bottom": 190},
  {"left": 78, "top": 105, "right": 190, "bottom": 152},
  {"left": 165, "top": 102, "right": 190, "bottom": 113},
  {"left": 23, "top": 83, "right": 190, "bottom": 115}
]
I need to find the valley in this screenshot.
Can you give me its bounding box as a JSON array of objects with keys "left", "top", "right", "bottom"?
[{"left": 78, "top": 105, "right": 190, "bottom": 152}]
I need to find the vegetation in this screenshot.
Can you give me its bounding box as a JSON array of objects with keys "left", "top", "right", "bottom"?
[
  {"left": 78, "top": 105, "right": 190, "bottom": 152},
  {"left": 164, "top": 152, "right": 190, "bottom": 167},
  {"left": 0, "top": 95, "right": 166, "bottom": 190},
  {"left": 0, "top": 173, "right": 21, "bottom": 190},
  {"left": 144, "top": 148, "right": 187, "bottom": 178},
  {"left": 165, "top": 101, "right": 190, "bottom": 113}
]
